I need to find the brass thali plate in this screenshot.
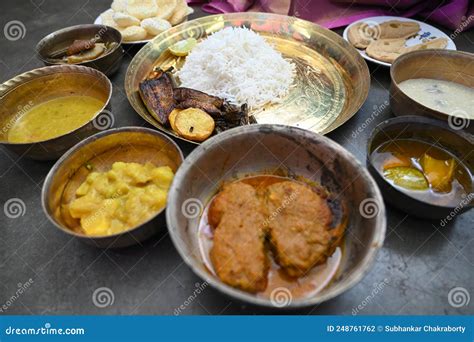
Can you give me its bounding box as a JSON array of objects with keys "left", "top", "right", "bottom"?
[{"left": 125, "top": 13, "right": 370, "bottom": 144}]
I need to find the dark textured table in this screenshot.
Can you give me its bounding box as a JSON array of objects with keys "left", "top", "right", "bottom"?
[{"left": 1, "top": 0, "right": 473, "bottom": 315}]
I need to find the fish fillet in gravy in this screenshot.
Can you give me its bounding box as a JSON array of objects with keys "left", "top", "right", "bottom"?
[
  {"left": 208, "top": 177, "right": 345, "bottom": 293},
  {"left": 209, "top": 182, "right": 269, "bottom": 293},
  {"left": 264, "top": 181, "right": 335, "bottom": 277}
]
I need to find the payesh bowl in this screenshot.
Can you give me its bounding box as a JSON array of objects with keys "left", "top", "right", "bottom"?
[
  {"left": 166, "top": 124, "right": 386, "bottom": 308},
  {"left": 390, "top": 49, "right": 474, "bottom": 133},
  {"left": 42, "top": 127, "right": 184, "bottom": 248}
]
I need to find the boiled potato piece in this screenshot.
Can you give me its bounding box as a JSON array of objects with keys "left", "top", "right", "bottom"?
[
  {"left": 121, "top": 25, "right": 148, "bottom": 41},
  {"left": 113, "top": 12, "right": 140, "bottom": 27},
  {"left": 174, "top": 108, "right": 215, "bottom": 142},
  {"left": 140, "top": 17, "right": 171, "bottom": 36}
]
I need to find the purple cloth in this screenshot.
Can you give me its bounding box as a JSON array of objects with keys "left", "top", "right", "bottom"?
[{"left": 187, "top": 0, "right": 474, "bottom": 31}]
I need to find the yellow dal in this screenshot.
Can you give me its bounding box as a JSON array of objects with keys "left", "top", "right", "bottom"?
[
  {"left": 8, "top": 95, "right": 103, "bottom": 143},
  {"left": 68, "top": 162, "right": 174, "bottom": 236}
]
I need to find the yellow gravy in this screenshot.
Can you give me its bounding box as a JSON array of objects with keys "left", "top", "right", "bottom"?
[{"left": 8, "top": 95, "right": 104, "bottom": 143}]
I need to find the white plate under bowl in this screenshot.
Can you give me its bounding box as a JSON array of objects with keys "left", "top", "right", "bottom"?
[{"left": 342, "top": 16, "right": 456, "bottom": 67}]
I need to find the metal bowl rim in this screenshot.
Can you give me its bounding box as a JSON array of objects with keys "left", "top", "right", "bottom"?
[
  {"left": 41, "top": 126, "right": 184, "bottom": 241},
  {"left": 0, "top": 64, "right": 113, "bottom": 145},
  {"left": 166, "top": 123, "right": 386, "bottom": 308}
]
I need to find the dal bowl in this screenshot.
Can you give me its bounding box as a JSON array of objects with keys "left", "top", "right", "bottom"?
[
  {"left": 42, "top": 127, "right": 184, "bottom": 248},
  {"left": 166, "top": 124, "right": 386, "bottom": 308},
  {"left": 0, "top": 65, "right": 112, "bottom": 160}
]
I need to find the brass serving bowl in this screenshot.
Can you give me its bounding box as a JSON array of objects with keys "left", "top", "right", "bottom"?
[
  {"left": 126, "top": 12, "right": 370, "bottom": 144},
  {"left": 42, "top": 127, "right": 184, "bottom": 248},
  {"left": 390, "top": 49, "right": 474, "bottom": 133},
  {"left": 36, "top": 24, "right": 124, "bottom": 76},
  {"left": 0, "top": 65, "right": 112, "bottom": 160},
  {"left": 166, "top": 124, "right": 386, "bottom": 308}
]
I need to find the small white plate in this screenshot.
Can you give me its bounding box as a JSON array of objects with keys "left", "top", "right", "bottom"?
[{"left": 342, "top": 16, "right": 456, "bottom": 67}]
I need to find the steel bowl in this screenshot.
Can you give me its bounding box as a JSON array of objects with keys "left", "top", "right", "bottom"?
[
  {"left": 36, "top": 24, "right": 124, "bottom": 76},
  {"left": 42, "top": 127, "right": 184, "bottom": 248},
  {"left": 166, "top": 124, "right": 386, "bottom": 308},
  {"left": 390, "top": 49, "right": 474, "bottom": 134},
  {"left": 0, "top": 65, "right": 112, "bottom": 160},
  {"left": 367, "top": 116, "right": 473, "bottom": 219}
]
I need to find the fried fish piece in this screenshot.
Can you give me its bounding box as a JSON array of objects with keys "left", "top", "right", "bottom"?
[
  {"left": 264, "top": 181, "right": 335, "bottom": 277},
  {"left": 174, "top": 87, "right": 224, "bottom": 108},
  {"left": 176, "top": 99, "right": 222, "bottom": 116},
  {"left": 209, "top": 182, "right": 269, "bottom": 293},
  {"left": 139, "top": 72, "right": 175, "bottom": 124}
]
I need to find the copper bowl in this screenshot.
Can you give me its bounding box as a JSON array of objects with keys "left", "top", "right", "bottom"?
[
  {"left": 36, "top": 24, "right": 124, "bottom": 76},
  {"left": 0, "top": 65, "right": 113, "bottom": 160},
  {"left": 166, "top": 124, "right": 386, "bottom": 308},
  {"left": 390, "top": 49, "right": 474, "bottom": 133},
  {"left": 42, "top": 127, "right": 184, "bottom": 248}
]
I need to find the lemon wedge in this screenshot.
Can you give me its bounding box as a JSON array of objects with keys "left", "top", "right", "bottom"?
[{"left": 168, "top": 38, "right": 197, "bottom": 57}]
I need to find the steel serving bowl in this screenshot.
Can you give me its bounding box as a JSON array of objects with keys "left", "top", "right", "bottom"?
[
  {"left": 42, "top": 127, "right": 184, "bottom": 248},
  {"left": 367, "top": 116, "right": 473, "bottom": 219},
  {"left": 166, "top": 124, "right": 386, "bottom": 308},
  {"left": 36, "top": 24, "right": 124, "bottom": 76},
  {"left": 0, "top": 65, "right": 112, "bottom": 160},
  {"left": 390, "top": 49, "right": 474, "bottom": 134}
]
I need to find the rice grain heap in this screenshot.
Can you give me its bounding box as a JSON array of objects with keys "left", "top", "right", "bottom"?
[{"left": 177, "top": 27, "right": 295, "bottom": 108}]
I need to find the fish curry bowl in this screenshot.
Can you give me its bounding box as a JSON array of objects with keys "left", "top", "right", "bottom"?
[
  {"left": 0, "top": 65, "right": 112, "bottom": 160},
  {"left": 42, "top": 127, "right": 184, "bottom": 248},
  {"left": 166, "top": 124, "right": 386, "bottom": 308}
]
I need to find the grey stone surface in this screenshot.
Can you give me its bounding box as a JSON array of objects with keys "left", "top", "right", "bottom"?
[{"left": 0, "top": 0, "right": 472, "bottom": 315}]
